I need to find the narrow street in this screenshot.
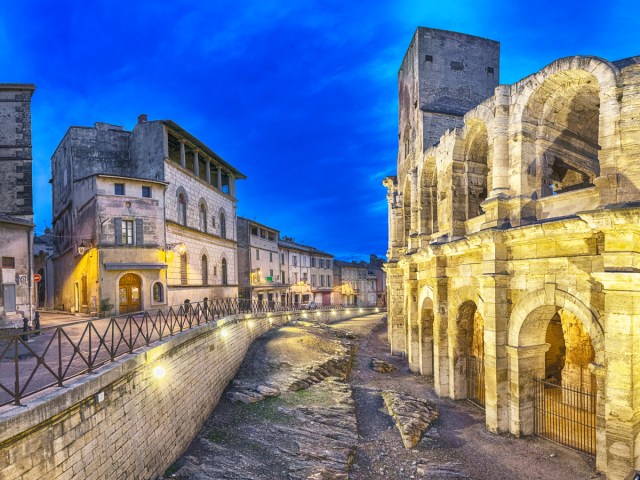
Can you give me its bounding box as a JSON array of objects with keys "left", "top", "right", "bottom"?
[{"left": 165, "top": 313, "right": 600, "bottom": 479}]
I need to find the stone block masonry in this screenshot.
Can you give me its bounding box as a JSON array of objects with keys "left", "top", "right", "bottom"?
[{"left": 0, "top": 307, "right": 379, "bottom": 479}]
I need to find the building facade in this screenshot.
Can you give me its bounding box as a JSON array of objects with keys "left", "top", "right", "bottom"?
[
  {"left": 384, "top": 27, "right": 640, "bottom": 479},
  {"left": 0, "top": 84, "right": 36, "bottom": 326},
  {"left": 51, "top": 116, "right": 245, "bottom": 315},
  {"left": 333, "top": 260, "right": 378, "bottom": 306},
  {"left": 237, "top": 217, "right": 289, "bottom": 304}
]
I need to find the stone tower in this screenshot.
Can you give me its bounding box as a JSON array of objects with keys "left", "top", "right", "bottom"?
[
  {"left": 0, "top": 83, "right": 36, "bottom": 219},
  {"left": 397, "top": 28, "right": 499, "bottom": 174}
]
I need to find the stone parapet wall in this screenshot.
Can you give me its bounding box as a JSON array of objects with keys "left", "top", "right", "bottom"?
[{"left": 0, "top": 307, "right": 380, "bottom": 479}]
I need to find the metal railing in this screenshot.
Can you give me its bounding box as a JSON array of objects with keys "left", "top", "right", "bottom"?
[
  {"left": 465, "top": 356, "right": 485, "bottom": 408},
  {"left": 0, "top": 298, "right": 385, "bottom": 408},
  {"left": 533, "top": 378, "right": 596, "bottom": 456}
]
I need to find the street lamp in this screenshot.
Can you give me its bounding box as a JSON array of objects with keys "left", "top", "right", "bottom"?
[{"left": 77, "top": 239, "right": 93, "bottom": 256}]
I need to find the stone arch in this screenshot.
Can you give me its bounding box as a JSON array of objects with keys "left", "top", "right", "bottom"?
[
  {"left": 507, "top": 286, "right": 604, "bottom": 437},
  {"left": 419, "top": 157, "right": 438, "bottom": 236},
  {"left": 115, "top": 272, "right": 143, "bottom": 314},
  {"left": 198, "top": 197, "right": 208, "bottom": 232},
  {"left": 417, "top": 285, "right": 437, "bottom": 378},
  {"left": 219, "top": 208, "right": 227, "bottom": 239},
  {"left": 511, "top": 57, "right": 620, "bottom": 204},
  {"left": 402, "top": 175, "right": 412, "bottom": 245},
  {"left": 462, "top": 119, "right": 490, "bottom": 220},
  {"left": 176, "top": 186, "right": 188, "bottom": 226}
]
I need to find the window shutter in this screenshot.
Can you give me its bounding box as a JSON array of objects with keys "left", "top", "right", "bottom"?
[
  {"left": 135, "top": 218, "right": 144, "bottom": 245},
  {"left": 114, "top": 217, "right": 122, "bottom": 245}
]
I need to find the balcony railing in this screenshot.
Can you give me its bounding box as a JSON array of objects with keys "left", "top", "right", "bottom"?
[{"left": 0, "top": 298, "right": 385, "bottom": 408}]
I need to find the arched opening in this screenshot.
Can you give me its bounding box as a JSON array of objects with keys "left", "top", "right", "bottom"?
[
  {"left": 419, "top": 297, "right": 435, "bottom": 377},
  {"left": 220, "top": 211, "right": 227, "bottom": 239},
  {"left": 152, "top": 282, "right": 164, "bottom": 303},
  {"left": 464, "top": 122, "right": 489, "bottom": 220},
  {"left": 419, "top": 159, "right": 438, "bottom": 236},
  {"left": 201, "top": 254, "right": 208, "bottom": 286},
  {"left": 37, "top": 267, "right": 45, "bottom": 308},
  {"left": 119, "top": 273, "right": 142, "bottom": 314},
  {"left": 221, "top": 258, "right": 228, "bottom": 285},
  {"left": 199, "top": 201, "right": 208, "bottom": 232},
  {"left": 452, "top": 300, "right": 484, "bottom": 406},
  {"left": 511, "top": 300, "right": 600, "bottom": 455},
  {"left": 522, "top": 70, "right": 601, "bottom": 200},
  {"left": 177, "top": 192, "right": 187, "bottom": 226}
]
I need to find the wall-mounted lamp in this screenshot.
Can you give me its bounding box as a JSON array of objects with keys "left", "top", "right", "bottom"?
[
  {"left": 77, "top": 239, "right": 93, "bottom": 256},
  {"left": 167, "top": 242, "right": 187, "bottom": 255}
]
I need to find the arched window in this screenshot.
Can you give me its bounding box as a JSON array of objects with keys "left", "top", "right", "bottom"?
[
  {"left": 152, "top": 282, "right": 164, "bottom": 303},
  {"left": 221, "top": 258, "right": 228, "bottom": 285},
  {"left": 178, "top": 192, "right": 187, "bottom": 226},
  {"left": 220, "top": 212, "right": 226, "bottom": 239},
  {"left": 201, "top": 254, "right": 208, "bottom": 285},
  {"left": 199, "top": 201, "right": 207, "bottom": 232},
  {"left": 180, "top": 252, "right": 188, "bottom": 285}
]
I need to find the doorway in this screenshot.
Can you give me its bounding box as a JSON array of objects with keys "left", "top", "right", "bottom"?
[{"left": 119, "top": 273, "right": 142, "bottom": 314}]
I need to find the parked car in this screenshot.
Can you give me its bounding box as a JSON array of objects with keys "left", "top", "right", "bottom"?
[{"left": 301, "top": 301, "right": 317, "bottom": 310}]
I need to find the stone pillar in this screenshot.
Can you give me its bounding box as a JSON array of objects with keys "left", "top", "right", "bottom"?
[
  {"left": 385, "top": 263, "right": 406, "bottom": 356},
  {"left": 433, "top": 271, "right": 450, "bottom": 397},
  {"left": 229, "top": 174, "right": 236, "bottom": 198},
  {"left": 217, "top": 167, "right": 222, "bottom": 190},
  {"left": 206, "top": 161, "right": 211, "bottom": 184},
  {"left": 179, "top": 142, "right": 186, "bottom": 169},
  {"left": 489, "top": 85, "right": 510, "bottom": 198},
  {"left": 480, "top": 234, "right": 510, "bottom": 433},
  {"left": 193, "top": 151, "right": 199, "bottom": 177},
  {"left": 592, "top": 272, "right": 640, "bottom": 480},
  {"left": 405, "top": 277, "right": 420, "bottom": 372},
  {"left": 409, "top": 168, "right": 419, "bottom": 250},
  {"left": 507, "top": 343, "right": 550, "bottom": 436}
]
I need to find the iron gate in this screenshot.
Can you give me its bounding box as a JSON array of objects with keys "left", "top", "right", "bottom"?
[
  {"left": 533, "top": 378, "right": 596, "bottom": 456},
  {"left": 466, "top": 356, "right": 485, "bottom": 408}
]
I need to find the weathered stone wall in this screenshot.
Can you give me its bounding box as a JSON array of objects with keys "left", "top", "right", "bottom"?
[{"left": 0, "top": 308, "right": 379, "bottom": 479}]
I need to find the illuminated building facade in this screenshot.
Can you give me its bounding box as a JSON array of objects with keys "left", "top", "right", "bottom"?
[
  {"left": 51, "top": 115, "right": 245, "bottom": 315},
  {"left": 384, "top": 27, "right": 640, "bottom": 478}
]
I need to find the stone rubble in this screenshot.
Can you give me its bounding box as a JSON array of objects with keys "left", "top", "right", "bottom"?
[
  {"left": 381, "top": 390, "right": 439, "bottom": 449},
  {"left": 370, "top": 357, "right": 397, "bottom": 373}
]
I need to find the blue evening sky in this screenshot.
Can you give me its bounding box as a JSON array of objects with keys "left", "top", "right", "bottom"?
[{"left": 3, "top": 1, "right": 638, "bottom": 260}]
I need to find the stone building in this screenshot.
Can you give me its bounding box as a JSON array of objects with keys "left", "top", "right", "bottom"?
[
  {"left": 237, "top": 217, "right": 289, "bottom": 304},
  {"left": 333, "top": 259, "right": 378, "bottom": 306},
  {"left": 0, "top": 84, "right": 36, "bottom": 326},
  {"left": 384, "top": 27, "right": 640, "bottom": 479},
  {"left": 51, "top": 116, "right": 245, "bottom": 315}
]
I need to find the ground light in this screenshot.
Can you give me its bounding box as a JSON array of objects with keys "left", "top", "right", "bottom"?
[
  {"left": 220, "top": 328, "right": 229, "bottom": 338},
  {"left": 153, "top": 366, "right": 166, "bottom": 379}
]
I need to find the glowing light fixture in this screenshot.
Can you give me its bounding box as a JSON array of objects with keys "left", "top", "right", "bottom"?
[
  {"left": 220, "top": 328, "right": 229, "bottom": 338},
  {"left": 153, "top": 366, "right": 166, "bottom": 379}
]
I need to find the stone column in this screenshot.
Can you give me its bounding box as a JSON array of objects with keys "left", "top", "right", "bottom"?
[
  {"left": 433, "top": 269, "right": 450, "bottom": 397},
  {"left": 193, "top": 151, "right": 199, "bottom": 177},
  {"left": 179, "top": 142, "right": 186, "bottom": 169},
  {"left": 489, "top": 85, "right": 510, "bottom": 198},
  {"left": 217, "top": 167, "right": 222, "bottom": 190},
  {"left": 229, "top": 174, "right": 236, "bottom": 198},
  {"left": 592, "top": 272, "right": 640, "bottom": 480},
  {"left": 206, "top": 161, "right": 211, "bottom": 184},
  {"left": 409, "top": 168, "right": 419, "bottom": 249},
  {"left": 405, "top": 277, "right": 420, "bottom": 373},
  {"left": 507, "top": 343, "right": 550, "bottom": 436},
  {"left": 385, "top": 263, "right": 406, "bottom": 356},
  {"left": 480, "top": 233, "right": 510, "bottom": 433}
]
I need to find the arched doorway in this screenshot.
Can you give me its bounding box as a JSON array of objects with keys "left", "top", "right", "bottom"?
[
  {"left": 452, "top": 300, "right": 485, "bottom": 406},
  {"left": 119, "top": 273, "right": 142, "bottom": 314},
  {"left": 509, "top": 290, "right": 603, "bottom": 457},
  {"left": 37, "top": 268, "right": 45, "bottom": 308}
]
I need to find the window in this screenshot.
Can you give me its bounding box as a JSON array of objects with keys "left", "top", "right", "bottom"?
[
  {"left": 180, "top": 252, "right": 188, "bottom": 285},
  {"left": 178, "top": 192, "right": 187, "bottom": 226},
  {"left": 220, "top": 212, "right": 226, "bottom": 239},
  {"left": 1, "top": 257, "right": 15, "bottom": 268},
  {"left": 311, "top": 275, "right": 316, "bottom": 287},
  {"left": 168, "top": 135, "right": 181, "bottom": 164},
  {"left": 251, "top": 226, "right": 258, "bottom": 236},
  {"left": 221, "top": 258, "right": 228, "bottom": 285},
  {"left": 320, "top": 275, "right": 325, "bottom": 287},
  {"left": 281, "top": 271, "right": 285, "bottom": 283},
  {"left": 115, "top": 183, "right": 125, "bottom": 195},
  {"left": 311, "top": 257, "right": 316, "bottom": 267},
  {"left": 185, "top": 146, "right": 195, "bottom": 172},
  {"left": 122, "top": 220, "right": 134, "bottom": 245},
  {"left": 201, "top": 255, "right": 208, "bottom": 285},
  {"left": 256, "top": 249, "right": 260, "bottom": 260},
  {"left": 292, "top": 255, "right": 297, "bottom": 267},
  {"left": 269, "top": 252, "right": 273, "bottom": 262},
  {"left": 319, "top": 259, "right": 323, "bottom": 268},
  {"left": 142, "top": 186, "right": 151, "bottom": 198},
  {"left": 327, "top": 261, "right": 331, "bottom": 270},
  {"left": 267, "top": 232, "right": 275, "bottom": 241},
  {"left": 269, "top": 269, "right": 274, "bottom": 279},
  {"left": 152, "top": 283, "right": 164, "bottom": 303},
  {"left": 328, "top": 276, "right": 332, "bottom": 287},
  {"left": 281, "top": 253, "right": 285, "bottom": 264},
  {"left": 199, "top": 202, "right": 207, "bottom": 232}
]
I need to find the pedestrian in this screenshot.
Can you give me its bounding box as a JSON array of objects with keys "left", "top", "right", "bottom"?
[{"left": 21, "top": 317, "right": 30, "bottom": 342}]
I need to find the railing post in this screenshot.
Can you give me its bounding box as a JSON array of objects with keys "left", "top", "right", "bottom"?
[{"left": 14, "top": 337, "right": 20, "bottom": 405}]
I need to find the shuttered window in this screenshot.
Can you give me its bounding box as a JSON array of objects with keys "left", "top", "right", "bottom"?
[{"left": 135, "top": 218, "right": 144, "bottom": 246}]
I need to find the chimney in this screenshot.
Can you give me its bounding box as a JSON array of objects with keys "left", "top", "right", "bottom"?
[{"left": 138, "top": 113, "right": 148, "bottom": 124}]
